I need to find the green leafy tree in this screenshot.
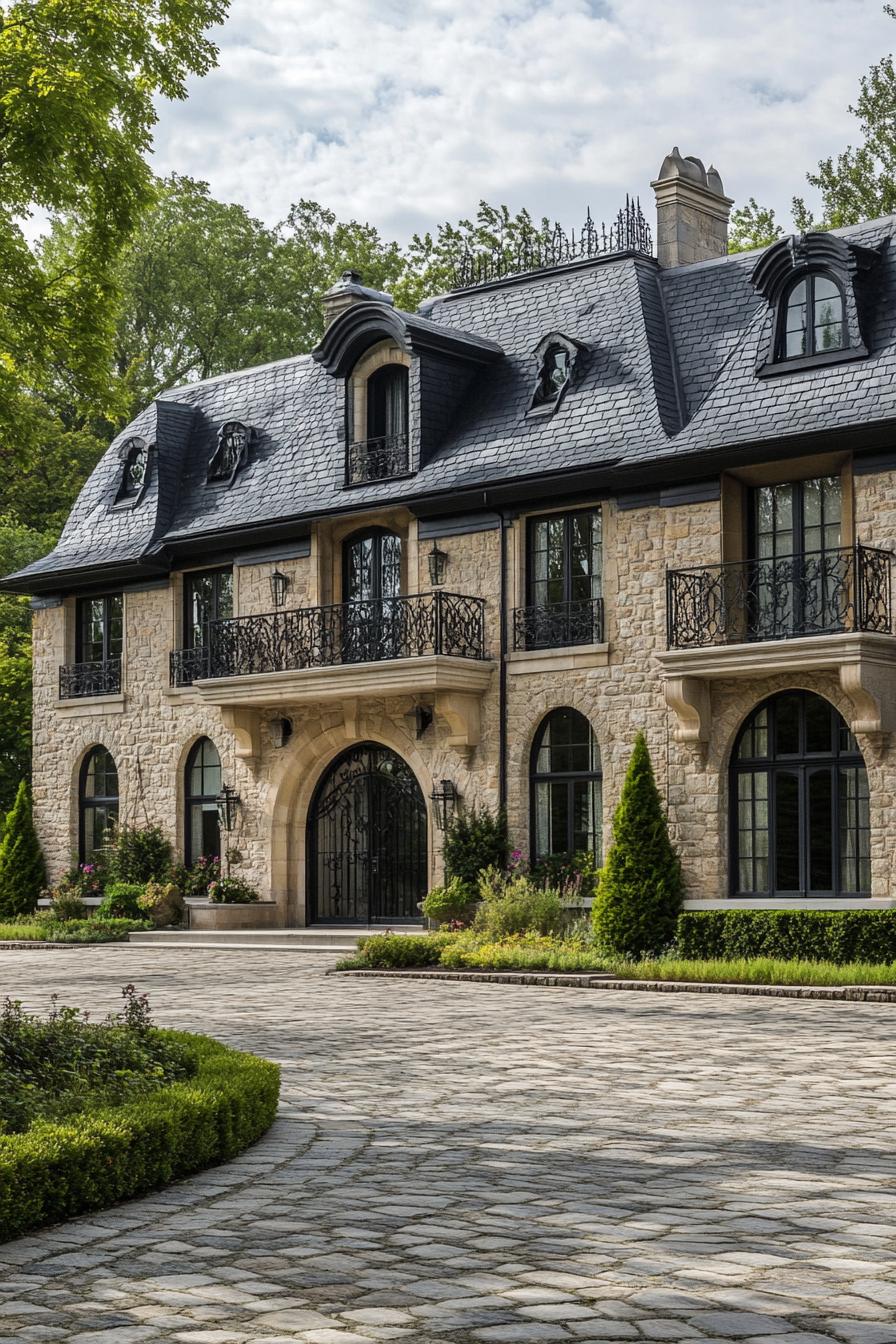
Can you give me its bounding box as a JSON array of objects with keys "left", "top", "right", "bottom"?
[
  {"left": 400, "top": 201, "right": 559, "bottom": 304},
  {"left": 794, "top": 5, "right": 896, "bottom": 228},
  {"left": 0, "top": 0, "right": 227, "bottom": 514},
  {"left": 592, "top": 732, "right": 683, "bottom": 957},
  {"left": 0, "top": 778, "right": 45, "bottom": 916},
  {"left": 728, "top": 197, "right": 783, "bottom": 253},
  {"left": 0, "top": 516, "right": 56, "bottom": 810}
]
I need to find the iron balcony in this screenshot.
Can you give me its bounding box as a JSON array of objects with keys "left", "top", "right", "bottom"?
[
  {"left": 170, "top": 591, "right": 487, "bottom": 684},
  {"left": 666, "top": 545, "right": 893, "bottom": 650},
  {"left": 59, "top": 657, "right": 122, "bottom": 700},
  {"left": 346, "top": 433, "right": 409, "bottom": 486},
  {"left": 512, "top": 597, "right": 604, "bottom": 652}
]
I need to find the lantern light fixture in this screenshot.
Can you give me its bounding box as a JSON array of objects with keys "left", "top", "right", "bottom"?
[
  {"left": 430, "top": 778, "right": 459, "bottom": 831},
  {"left": 270, "top": 568, "right": 290, "bottom": 608},
  {"left": 215, "top": 783, "right": 241, "bottom": 832},
  {"left": 427, "top": 542, "right": 449, "bottom": 588}
]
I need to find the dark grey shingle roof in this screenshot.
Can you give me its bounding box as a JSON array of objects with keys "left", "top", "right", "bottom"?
[{"left": 7, "top": 214, "right": 896, "bottom": 591}]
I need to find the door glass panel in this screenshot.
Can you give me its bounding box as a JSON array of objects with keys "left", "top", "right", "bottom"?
[
  {"left": 807, "top": 769, "right": 833, "bottom": 892},
  {"left": 775, "top": 694, "right": 801, "bottom": 755},
  {"left": 774, "top": 771, "right": 801, "bottom": 892},
  {"left": 839, "top": 766, "right": 871, "bottom": 894},
  {"left": 805, "top": 695, "right": 833, "bottom": 753}
]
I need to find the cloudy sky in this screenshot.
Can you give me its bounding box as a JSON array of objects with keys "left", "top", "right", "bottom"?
[{"left": 149, "top": 0, "right": 894, "bottom": 242}]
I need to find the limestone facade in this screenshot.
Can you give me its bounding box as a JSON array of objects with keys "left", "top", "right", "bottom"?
[{"left": 31, "top": 453, "right": 896, "bottom": 919}]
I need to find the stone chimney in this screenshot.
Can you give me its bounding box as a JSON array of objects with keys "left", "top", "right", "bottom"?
[
  {"left": 321, "top": 269, "right": 395, "bottom": 328},
  {"left": 651, "top": 148, "right": 734, "bottom": 267}
]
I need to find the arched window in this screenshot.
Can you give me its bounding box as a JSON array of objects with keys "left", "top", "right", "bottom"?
[
  {"left": 778, "top": 274, "right": 845, "bottom": 360},
  {"left": 366, "top": 365, "right": 408, "bottom": 444},
  {"left": 79, "top": 746, "right": 119, "bottom": 862},
  {"left": 116, "top": 437, "right": 149, "bottom": 502},
  {"left": 185, "top": 738, "right": 222, "bottom": 866},
  {"left": 530, "top": 708, "right": 602, "bottom": 862},
  {"left": 208, "top": 421, "right": 253, "bottom": 484},
  {"left": 731, "top": 691, "right": 869, "bottom": 897},
  {"left": 533, "top": 344, "right": 571, "bottom": 406}
]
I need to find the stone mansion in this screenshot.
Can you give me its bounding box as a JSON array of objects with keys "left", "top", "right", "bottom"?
[{"left": 6, "top": 148, "right": 896, "bottom": 927}]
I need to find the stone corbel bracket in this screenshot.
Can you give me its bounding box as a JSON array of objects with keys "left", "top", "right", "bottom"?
[
  {"left": 436, "top": 690, "right": 481, "bottom": 760},
  {"left": 839, "top": 657, "right": 895, "bottom": 755},
  {"left": 221, "top": 706, "right": 262, "bottom": 769},
  {"left": 663, "top": 675, "right": 711, "bottom": 746}
]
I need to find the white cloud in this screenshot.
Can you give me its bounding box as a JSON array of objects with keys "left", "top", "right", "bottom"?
[{"left": 148, "top": 0, "right": 895, "bottom": 242}]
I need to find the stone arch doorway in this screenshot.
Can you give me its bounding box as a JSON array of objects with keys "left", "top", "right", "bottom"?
[{"left": 307, "top": 742, "right": 427, "bottom": 924}]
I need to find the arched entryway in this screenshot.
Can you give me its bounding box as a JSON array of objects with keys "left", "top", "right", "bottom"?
[
  {"left": 730, "top": 690, "right": 870, "bottom": 897},
  {"left": 308, "top": 742, "right": 427, "bottom": 924}
]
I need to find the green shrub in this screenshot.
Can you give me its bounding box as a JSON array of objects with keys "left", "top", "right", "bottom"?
[
  {"left": 473, "top": 869, "right": 566, "bottom": 937},
  {"left": 107, "top": 826, "right": 172, "bottom": 885},
  {"left": 0, "top": 782, "right": 45, "bottom": 918},
  {"left": 47, "top": 891, "right": 87, "bottom": 922},
  {"left": 443, "top": 806, "right": 508, "bottom": 888},
  {"left": 97, "top": 882, "right": 144, "bottom": 919},
  {"left": 421, "top": 876, "right": 476, "bottom": 925},
  {"left": 676, "top": 909, "right": 896, "bottom": 965},
  {"left": 56, "top": 863, "right": 104, "bottom": 901},
  {"left": 207, "top": 876, "right": 259, "bottom": 904},
  {"left": 137, "top": 880, "right": 184, "bottom": 927},
  {"left": 353, "top": 933, "right": 450, "bottom": 968},
  {"left": 593, "top": 733, "right": 683, "bottom": 957},
  {"left": 172, "top": 855, "right": 221, "bottom": 898},
  {"left": 531, "top": 850, "right": 599, "bottom": 904},
  {"left": 0, "top": 1030, "right": 280, "bottom": 1240}
]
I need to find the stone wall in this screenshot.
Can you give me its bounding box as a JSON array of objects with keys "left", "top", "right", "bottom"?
[{"left": 31, "top": 464, "right": 896, "bottom": 912}]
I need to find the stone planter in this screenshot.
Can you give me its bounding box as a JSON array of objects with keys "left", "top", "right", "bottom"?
[{"left": 186, "top": 900, "right": 282, "bottom": 931}]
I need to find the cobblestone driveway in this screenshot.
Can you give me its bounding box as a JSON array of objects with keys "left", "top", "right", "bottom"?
[{"left": 1, "top": 948, "right": 895, "bottom": 1344}]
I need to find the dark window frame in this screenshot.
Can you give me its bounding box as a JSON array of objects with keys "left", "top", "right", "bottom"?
[
  {"left": 526, "top": 508, "right": 603, "bottom": 608},
  {"left": 342, "top": 527, "right": 403, "bottom": 603},
  {"left": 183, "top": 568, "right": 234, "bottom": 650},
  {"left": 775, "top": 271, "right": 846, "bottom": 363},
  {"left": 365, "top": 364, "right": 409, "bottom": 442},
  {"left": 529, "top": 707, "right": 602, "bottom": 863},
  {"left": 76, "top": 593, "right": 123, "bottom": 665},
  {"left": 115, "top": 437, "right": 150, "bottom": 506},
  {"left": 729, "top": 691, "right": 870, "bottom": 898},
  {"left": 78, "top": 745, "right": 119, "bottom": 864},
  {"left": 184, "top": 737, "right": 222, "bottom": 867}
]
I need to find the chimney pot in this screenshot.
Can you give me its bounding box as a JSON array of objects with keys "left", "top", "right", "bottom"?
[
  {"left": 321, "top": 269, "right": 395, "bottom": 328},
  {"left": 651, "top": 147, "right": 733, "bottom": 267}
]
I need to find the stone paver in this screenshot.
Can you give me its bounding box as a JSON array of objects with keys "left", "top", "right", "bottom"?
[{"left": 0, "top": 947, "right": 895, "bottom": 1344}]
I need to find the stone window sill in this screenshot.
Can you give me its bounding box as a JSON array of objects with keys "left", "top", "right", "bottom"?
[
  {"left": 54, "top": 693, "right": 126, "bottom": 715},
  {"left": 508, "top": 642, "right": 609, "bottom": 675}
]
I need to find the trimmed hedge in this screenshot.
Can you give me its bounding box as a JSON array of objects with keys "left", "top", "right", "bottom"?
[
  {"left": 676, "top": 909, "right": 896, "bottom": 965},
  {"left": 0, "top": 1030, "right": 280, "bottom": 1241},
  {"left": 354, "top": 933, "right": 451, "bottom": 968}
]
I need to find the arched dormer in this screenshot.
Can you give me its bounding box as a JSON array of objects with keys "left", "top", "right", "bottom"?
[
  {"left": 114, "top": 436, "right": 151, "bottom": 506},
  {"left": 751, "top": 231, "right": 884, "bottom": 376},
  {"left": 528, "top": 332, "right": 588, "bottom": 415},
  {"left": 312, "top": 295, "right": 503, "bottom": 485},
  {"left": 207, "top": 420, "right": 254, "bottom": 485}
]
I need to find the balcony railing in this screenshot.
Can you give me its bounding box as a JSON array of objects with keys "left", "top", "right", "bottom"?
[
  {"left": 513, "top": 598, "right": 604, "bottom": 651},
  {"left": 346, "top": 433, "right": 409, "bottom": 486},
  {"left": 178, "top": 592, "right": 486, "bottom": 681},
  {"left": 169, "top": 645, "right": 210, "bottom": 688},
  {"left": 59, "top": 657, "right": 122, "bottom": 699},
  {"left": 666, "top": 545, "right": 893, "bottom": 650}
]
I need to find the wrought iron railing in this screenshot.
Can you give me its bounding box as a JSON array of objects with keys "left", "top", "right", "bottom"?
[
  {"left": 666, "top": 545, "right": 893, "bottom": 650},
  {"left": 169, "top": 645, "right": 210, "bottom": 688},
  {"left": 513, "top": 598, "right": 604, "bottom": 651},
  {"left": 453, "top": 198, "right": 652, "bottom": 289},
  {"left": 200, "top": 591, "right": 486, "bottom": 678},
  {"left": 346, "top": 433, "right": 409, "bottom": 486},
  {"left": 59, "top": 658, "right": 122, "bottom": 699}
]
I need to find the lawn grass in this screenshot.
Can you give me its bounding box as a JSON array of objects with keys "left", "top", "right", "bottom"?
[{"left": 0, "top": 918, "right": 149, "bottom": 943}]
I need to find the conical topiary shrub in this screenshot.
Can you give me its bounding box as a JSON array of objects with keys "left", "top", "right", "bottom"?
[
  {"left": 0, "top": 780, "right": 46, "bottom": 918},
  {"left": 592, "top": 732, "right": 683, "bottom": 957}
]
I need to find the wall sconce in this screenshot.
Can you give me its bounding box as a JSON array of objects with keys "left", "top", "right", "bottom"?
[
  {"left": 427, "top": 542, "right": 448, "bottom": 588},
  {"left": 215, "top": 783, "right": 241, "bottom": 832},
  {"left": 405, "top": 703, "right": 433, "bottom": 739},
  {"left": 270, "top": 568, "right": 290, "bottom": 608},
  {"left": 430, "top": 779, "right": 459, "bottom": 831},
  {"left": 270, "top": 716, "right": 293, "bottom": 748}
]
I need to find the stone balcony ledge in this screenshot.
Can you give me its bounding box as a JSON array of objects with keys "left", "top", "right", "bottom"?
[{"left": 656, "top": 630, "right": 896, "bottom": 745}]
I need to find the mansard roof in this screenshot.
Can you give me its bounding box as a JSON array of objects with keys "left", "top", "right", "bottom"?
[{"left": 6, "top": 213, "right": 896, "bottom": 593}]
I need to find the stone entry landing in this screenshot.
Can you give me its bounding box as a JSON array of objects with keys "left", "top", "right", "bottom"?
[{"left": 0, "top": 946, "right": 894, "bottom": 1343}]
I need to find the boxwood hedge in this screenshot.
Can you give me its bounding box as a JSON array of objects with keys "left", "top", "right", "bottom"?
[
  {"left": 676, "top": 909, "right": 896, "bottom": 964},
  {"left": 0, "top": 1030, "right": 279, "bottom": 1241}
]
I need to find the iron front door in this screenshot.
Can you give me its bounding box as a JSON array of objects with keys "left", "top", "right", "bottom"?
[{"left": 310, "top": 744, "right": 426, "bottom": 923}]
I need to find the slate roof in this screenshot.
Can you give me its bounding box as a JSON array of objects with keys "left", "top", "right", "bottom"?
[{"left": 7, "top": 213, "right": 896, "bottom": 592}]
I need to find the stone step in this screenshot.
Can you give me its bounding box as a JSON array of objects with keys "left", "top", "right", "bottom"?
[{"left": 127, "top": 926, "right": 424, "bottom": 951}]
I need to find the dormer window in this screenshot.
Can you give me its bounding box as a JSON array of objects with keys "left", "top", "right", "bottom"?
[
  {"left": 779, "top": 274, "right": 845, "bottom": 360},
  {"left": 528, "top": 333, "right": 585, "bottom": 416},
  {"left": 367, "top": 364, "right": 409, "bottom": 444},
  {"left": 115, "top": 437, "right": 149, "bottom": 504},
  {"left": 208, "top": 421, "right": 253, "bottom": 485},
  {"left": 752, "top": 232, "right": 882, "bottom": 377},
  {"left": 345, "top": 348, "right": 411, "bottom": 486}
]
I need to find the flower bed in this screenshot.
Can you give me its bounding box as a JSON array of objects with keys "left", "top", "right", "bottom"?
[{"left": 0, "top": 990, "right": 280, "bottom": 1240}]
